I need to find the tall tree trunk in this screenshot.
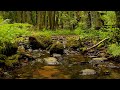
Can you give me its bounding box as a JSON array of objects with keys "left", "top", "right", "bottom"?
[
  {"left": 84, "top": 11, "right": 91, "bottom": 29},
  {"left": 90, "top": 11, "right": 103, "bottom": 30},
  {"left": 55, "top": 11, "right": 59, "bottom": 29},
  {"left": 48, "top": 11, "right": 52, "bottom": 29},
  {"left": 26, "top": 11, "right": 32, "bottom": 24},
  {"left": 52, "top": 11, "right": 56, "bottom": 30}
]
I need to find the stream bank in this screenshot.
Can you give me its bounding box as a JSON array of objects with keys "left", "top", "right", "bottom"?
[{"left": 0, "top": 35, "right": 120, "bottom": 79}]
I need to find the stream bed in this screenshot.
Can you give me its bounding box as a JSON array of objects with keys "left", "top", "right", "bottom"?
[{"left": 1, "top": 35, "right": 120, "bottom": 79}]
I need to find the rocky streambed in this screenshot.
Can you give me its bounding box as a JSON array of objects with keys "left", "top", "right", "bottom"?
[{"left": 0, "top": 35, "right": 120, "bottom": 79}]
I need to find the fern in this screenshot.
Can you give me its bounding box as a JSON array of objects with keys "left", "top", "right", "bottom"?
[{"left": 107, "top": 43, "right": 120, "bottom": 57}]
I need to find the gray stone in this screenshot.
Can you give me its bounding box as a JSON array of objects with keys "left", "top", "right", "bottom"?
[
  {"left": 30, "top": 61, "right": 36, "bottom": 65},
  {"left": 106, "top": 63, "right": 119, "bottom": 69},
  {"left": 53, "top": 53, "right": 62, "bottom": 57},
  {"left": 36, "top": 58, "right": 43, "bottom": 63},
  {"left": 28, "top": 49, "right": 33, "bottom": 53},
  {"left": 92, "top": 58, "right": 108, "bottom": 61},
  {"left": 32, "top": 50, "right": 40, "bottom": 53},
  {"left": 21, "top": 62, "right": 28, "bottom": 66},
  {"left": 17, "top": 45, "right": 25, "bottom": 53},
  {"left": 4, "top": 72, "right": 12, "bottom": 78},
  {"left": 43, "top": 57, "right": 60, "bottom": 65},
  {"left": 80, "top": 69, "right": 96, "bottom": 75},
  {"left": 32, "top": 53, "right": 41, "bottom": 59},
  {"left": 89, "top": 57, "right": 108, "bottom": 66}
]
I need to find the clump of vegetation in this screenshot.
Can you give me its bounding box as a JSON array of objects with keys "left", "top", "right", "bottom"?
[
  {"left": 0, "top": 23, "right": 32, "bottom": 56},
  {"left": 107, "top": 43, "right": 120, "bottom": 57}
]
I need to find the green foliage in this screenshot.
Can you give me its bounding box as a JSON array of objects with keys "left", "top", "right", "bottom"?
[
  {"left": 0, "top": 16, "right": 3, "bottom": 23},
  {"left": 0, "top": 23, "right": 32, "bottom": 55},
  {"left": 58, "top": 11, "right": 77, "bottom": 29},
  {"left": 101, "top": 11, "right": 116, "bottom": 25},
  {"left": 0, "top": 23, "right": 32, "bottom": 45},
  {"left": 107, "top": 43, "right": 120, "bottom": 57}
]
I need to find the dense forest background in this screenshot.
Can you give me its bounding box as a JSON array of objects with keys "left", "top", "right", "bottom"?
[{"left": 0, "top": 11, "right": 120, "bottom": 30}]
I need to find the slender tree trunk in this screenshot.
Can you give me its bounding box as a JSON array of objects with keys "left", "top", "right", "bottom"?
[
  {"left": 115, "top": 11, "right": 120, "bottom": 28},
  {"left": 84, "top": 11, "right": 91, "bottom": 29},
  {"left": 90, "top": 11, "right": 103, "bottom": 30}
]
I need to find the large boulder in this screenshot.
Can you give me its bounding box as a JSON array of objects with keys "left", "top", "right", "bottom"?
[
  {"left": 66, "top": 36, "right": 82, "bottom": 50},
  {"left": 49, "top": 41, "right": 64, "bottom": 55},
  {"left": 1, "top": 42, "right": 18, "bottom": 56},
  {"left": 28, "top": 36, "right": 52, "bottom": 50},
  {"left": 28, "top": 36, "right": 44, "bottom": 50}
]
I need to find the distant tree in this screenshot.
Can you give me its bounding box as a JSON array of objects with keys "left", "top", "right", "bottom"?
[{"left": 115, "top": 11, "right": 120, "bottom": 28}]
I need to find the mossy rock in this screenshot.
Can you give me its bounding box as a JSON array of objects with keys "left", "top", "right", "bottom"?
[
  {"left": 49, "top": 41, "right": 64, "bottom": 55},
  {"left": 28, "top": 36, "right": 52, "bottom": 50},
  {"left": 0, "top": 54, "right": 7, "bottom": 60},
  {"left": 1, "top": 42, "right": 18, "bottom": 56},
  {"left": 36, "top": 35, "right": 52, "bottom": 49},
  {"left": 15, "top": 37, "right": 26, "bottom": 44},
  {"left": 66, "top": 36, "right": 82, "bottom": 50},
  {"left": 5, "top": 54, "right": 19, "bottom": 67}
]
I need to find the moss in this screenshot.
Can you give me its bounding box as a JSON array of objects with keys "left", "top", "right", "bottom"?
[
  {"left": 36, "top": 35, "right": 52, "bottom": 49},
  {"left": 49, "top": 41, "right": 64, "bottom": 55},
  {"left": 5, "top": 54, "right": 19, "bottom": 67},
  {"left": 28, "top": 35, "right": 52, "bottom": 50},
  {"left": 66, "top": 36, "right": 82, "bottom": 50},
  {"left": 0, "top": 54, "right": 7, "bottom": 60},
  {"left": 1, "top": 42, "right": 18, "bottom": 56}
]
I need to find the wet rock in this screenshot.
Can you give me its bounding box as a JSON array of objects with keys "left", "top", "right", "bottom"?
[
  {"left": 106, "top": 63, "right": 120, "bottom": 69},
  {"left": 80, "top": 69, "right": 96, "bottom": 75},
  {"left": 30, "top": 61, "right": 36, "bottom": 65},
  {"left": 21, "top": 62, "right": 28, "bottom": 66},
  {"left": 29, "top": 36, "right": 44, "bottom": 50},
  {"left": 53, "top": 53, "right": 62, "bottom": 57},
  {"left": 98, "top": 53, "right": 106, "bottom": 57},
  {"left": 3, "top": 72, "right": 12, "bottom": 79},
  {"left": 66, "top": 36, "right": 82, "bottom": 50},
  {"left": 68, "top": 64, "right": 73, "bottom": 67},
  {"left": 27, "top": 48, "right": 33, "bottom": 53},
  {"left": 17, "top": 45, "right": 25, "bottom": 53},
  {"left": 18, "top": 54, "right": 35, "bottom": 62},
  {"left": 89, "top": 57, "right": 108, "bottom": 66},
  {"left": 36, "top": 58, "right": 43, "bottom": 63},
  {"left": 32, "top": 49, "right": 41, "bottom": 58},
  {"left": 1, "top": 42, "right": 18, "bottom": 56},
  {"left": 52, "top": 53, "right": 63, "bottom": 62},
  {"left": 0, "top": 54, "right": 7, "bottom": 60},
  {"left": 92, "top": 58, "right": 108, "bottom": 61},
  {"left": 43, "top": 57, "right": 60, "bottom": 65},
  {"left": 32, "top": 53, "right": 41, "bottom": 59},
  {"left": 103, "top": 71, "right": 110, "bottom": 75},
  {"left": 32, "top": 50, "right": 40, "bottom": 53},
  {"left": 49, "top": 41, "right": 64, "bottom": 55},
  {"left": 64, "top": 49, "right": 69, "bottom": 55}
]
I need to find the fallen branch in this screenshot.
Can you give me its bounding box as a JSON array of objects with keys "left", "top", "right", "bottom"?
[{"left": 83, "top": 37, "right": 109, "bottom": 53}]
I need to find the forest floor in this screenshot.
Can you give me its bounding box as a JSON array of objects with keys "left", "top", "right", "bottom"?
[{"left": 1, "top": 34, "right": 120, "bottom": 79}]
